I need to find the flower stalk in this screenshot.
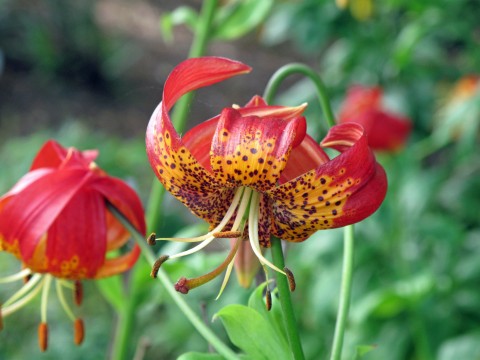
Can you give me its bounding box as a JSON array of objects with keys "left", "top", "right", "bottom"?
[
  {"left": 271, "top": 236, "right": 305, "bottom": 360},
  {"left": 108, "top": 204, "right": 240, "bottom": 360},
  {"left": 329, "top": 225, "right": 355, "bottom": 360}
]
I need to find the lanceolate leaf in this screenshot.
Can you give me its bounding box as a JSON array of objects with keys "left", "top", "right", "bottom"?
[
  {"left": 212, "top": 0, "right": 274, "bottom": 40},
  {"left": 213, "top": 304, "right": 292, "bottom": 360}
]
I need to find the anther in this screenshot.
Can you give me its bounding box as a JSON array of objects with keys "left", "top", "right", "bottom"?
[
  {"left": 213, "top": 231, "right": 242, "bottom": 239},
  {"left": 0, "top": 303, "right": 3, "bottom": 331},
  {"left": 265, "top": 289, "right": 272, "bottom": 311},
  {"left": 147, "top": 233, "right": 157, "bottom": 246},
  {"left": 174, "top": 277, "right": 189, "bottom": 294},
  {"left": 151, "top": 255, "right": 169, "bottom": 278},
  {"left": 38, "top": 322, "right": 48, "bottom": 351},
  {"left": 23, "top": 273, "right": 32, "bottom": 284},
  {"left": 74, "top": 281, "right": 83, "bottom": 306},
  {"left": 74, "top": 318, "right": 85, "bottom": 345},
  {"left": 284, "top": 267, "right": 296, "bottom": 292}
]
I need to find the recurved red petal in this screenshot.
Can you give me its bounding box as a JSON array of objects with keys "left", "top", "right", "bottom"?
[
  {"left": 210, "top": 108, "right": 307, "bottom": 192},
  {"left": 0, "top": 169, "right": 94, "bottom": 261},
  {"left": 92, "top": 176, "right": 146, "bottom": 248},
  {"left": 95, "top": 245, "right": 141, "bottom": 278},
  {"left": 146, "top": 58, "right": 254, "bottom": 226},
  {"left": 25, "top": 189, "right": 107, "bottom": 279},
  {"left": 267, "top": 123, "right": 387, "bottom": 242},
  {"left": 30, "top": 140, "right": 98, "bottom": 170},
  {"left": 280, "top": 134, "right": 330, "bottom": 183}
]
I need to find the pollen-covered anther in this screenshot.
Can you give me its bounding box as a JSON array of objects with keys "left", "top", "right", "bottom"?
[
  {"left": 151, "top": 255, "right": 170, "bottom": 278},
  {"left": 265, "top": 289, "right": 272, "bottom": 311},
  {"left": 74, "top": 281, "right": 83, "bottom": 306},
  {"left": 174, "top": 277, "right": 189, "bottom": 294},
  {"left": 213, "top": 231, "right": 242, "bottom": 239},
  {"left": 284, "top": 267, "right": 296, "bottom": 292},
  {"left": 38, "top": 322, "right": 48, "bottom": 351},
  {"left": 74, "top": 318, "right": 85, "bottom": 345},
  {"left": 147, "top": 233, "right": 157, "bottom": 246}
]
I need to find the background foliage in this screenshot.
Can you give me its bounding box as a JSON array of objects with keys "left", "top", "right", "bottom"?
[{"left": 1, "top": 0, "right": 479, "bottom": 359}]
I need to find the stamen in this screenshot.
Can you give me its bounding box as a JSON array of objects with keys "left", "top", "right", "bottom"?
[
  {"left": 0, "top": 268, "right": 32, "bottom": 284},
  {"left": 147, "top": 233, "right": 157, "bottom": 246},
  {"left": 213, "top": 231, "right": 242, "bottom": 238},
  {"left": 265, "top": 289, "right": 272, "bottom": 311},
  {"left": 74, "top": 318, "right": 85, "bottom": 345},
  {"left": 0, "top": 303, "right": 3, "bottom": 331},
  {"left": 284, "top": 267, "right": 296, "bottom": 292},
  {"left": 74, "top": 281, "right": 83, "bottom": 306},
  {"left": 174, "top": 237, "right": 241, "bottom": 294},
  {"left": 38, "top": 322, "right": 48, "bottom": 351},
  {"left": 247, "top": 192, "right": 286, "bottom": 275},
  {"left": 151, "top": 255, "right": 169, "bottom": 278}
]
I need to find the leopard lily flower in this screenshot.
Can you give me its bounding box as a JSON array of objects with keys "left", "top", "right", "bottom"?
[
  {"left": 0, "top": 140, "right": 146, "bottom": 351},
  {"left": 146, "top": 57, "right": 387, "bottom": 295}
]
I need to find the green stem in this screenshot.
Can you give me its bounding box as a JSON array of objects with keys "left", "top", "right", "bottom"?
[
  {"left": 109, "top": 205, "right": 240, "bottom": 360},
  {"left": 270, "top": 237, "right": 305, "bottom": 360},
  {"left": 113, "top": 1, "right": 219, "bottom": 359},
  {"left": 263, "top": 63, "right": 336, "bottom": 129},
  {"left": 330, "top": 225, "right": 355, "bottom": 360}
]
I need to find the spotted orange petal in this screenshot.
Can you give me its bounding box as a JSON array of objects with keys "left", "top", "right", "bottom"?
[
  {"left": 210, "top": 108, "right": 307, "bottom": 192},
  {"left": 266, "top": 123, "right": 387, "bottom": 242},
  {"left": 146, "top": 57, "right": 252, "bottom": 225}
]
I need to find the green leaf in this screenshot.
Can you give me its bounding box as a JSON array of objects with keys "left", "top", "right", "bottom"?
[
  {"left": 212, "top": 0, "right": 274, "bottom": 40},
  {"left": 96, "top": 275, "right": 125, "bottom": 313},
  {"left": 177, "top": 352, "right": 227, "bottom": 360},
  {"left": 352, "top": 344, "right": 377, "bottom": 359},
  {"left": 213, "top": 304, "right": 291, "bottom": 360},
  {"left": 248, "top": 282, "right": 288, "bottom": 346}
]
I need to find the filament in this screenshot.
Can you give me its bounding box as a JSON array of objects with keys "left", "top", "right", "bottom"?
[
  {"left": 56, "top": 280, "right": 75, "bottom": 322},
  {"left": 3, "top": 274, "right": 42, "bottom": 307},
  {"left": 41, "top": 275, "right": 53, "bottom": 323},
  {"left": 0, "top": 268, "right": 32, "bottom": 284},
  {"left": 2, "top": 276, "right": 45, "bottom": 317},
  {"left": 248, "top": 191, "right": 285, "bottom": 275}
]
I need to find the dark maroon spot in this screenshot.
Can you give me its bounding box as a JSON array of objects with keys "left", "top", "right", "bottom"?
[
  {"left": 226, "top": 160, "right": 232, "bottom": 165},
  {"left": 242, "top": 155, "right": 248, "bottom": 161},
  {"left": 325, "top": 201, "right": 330, "bottom": 206},
  {"left": 332, "top": 209, "right": 338, "bottom": 216},
  {"left": 335, "top": 201, "right": 341, "bottom": 206},
  {"left": 320, "top": 178, "right": 326, "bottom": 184},
  {"left": 258, "top": 158, "right": 265, "bottom": 164},
  {"left": 318, "top": 196, "right": 324, "bottom": 201},
  {"left": 170, "top": 164, "right": 176, "bottom": 169},
  {"left": 250, "top": 148, "right": 258, "bottom": 154}
]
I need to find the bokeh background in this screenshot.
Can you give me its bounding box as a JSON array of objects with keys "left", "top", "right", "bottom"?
[{"left": 1, "top": 0, "right": 480, "bottom": 359}]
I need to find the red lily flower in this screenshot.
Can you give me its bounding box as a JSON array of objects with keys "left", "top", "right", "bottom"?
[
  {"left": 146, "top": 57, "right": 387, "bottom": 294},
  {"left": 0, "top": 140, "right": 146, "bottom": 350},
  {"left": 338, "top": 85, "right": 412, "bottom": 151}
]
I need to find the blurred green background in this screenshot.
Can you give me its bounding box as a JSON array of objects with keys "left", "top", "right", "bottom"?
[{"left": 1, "top": 0, "right": 480, "bottom": 359}]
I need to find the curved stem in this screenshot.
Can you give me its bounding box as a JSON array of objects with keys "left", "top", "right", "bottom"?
[
  {"left": 263, "top": 63, "right": 336, "bottom": 129},
  {"left": 330, "top": 225, "right": 355, "bottom": 360},
  {"left": 270, "top": 237, "right": 305, "bottom": 360},
  {"left": 109, "top": 205, "right": 240, "bottom": 360},
  {"left": 113, "top": 1, "right": 219, "bottom": 359}
]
